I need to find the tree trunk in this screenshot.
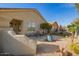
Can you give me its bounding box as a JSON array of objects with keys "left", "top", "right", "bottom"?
[{"left": 71, "top": 32, "right": 75, "bottom": 43}]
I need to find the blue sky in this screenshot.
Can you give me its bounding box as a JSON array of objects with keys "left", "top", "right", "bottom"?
[{"left": 0, "top": 3, "right": 78, "bottom": 26}]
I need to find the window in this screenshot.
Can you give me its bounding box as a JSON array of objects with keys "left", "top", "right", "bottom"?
[{"left": 27, "top": 22, "right": 36, "bottom": 31}]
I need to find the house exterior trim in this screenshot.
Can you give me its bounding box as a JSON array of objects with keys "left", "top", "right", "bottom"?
[{"left": 0, "top": 8, "right": 47, "bottom": 23}]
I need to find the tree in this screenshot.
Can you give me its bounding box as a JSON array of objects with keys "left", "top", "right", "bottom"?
[
  {"left": 67, "top": 19, "right": 79, "bottom": 43},
  {"left": 40, "top": 23, "right": 52, "bottom": 34},
  {"left": 73, "top": 19, "right": 79, "bottom": 36},
  {"left": 75, "top": 3, "right": 79, "bottom": 11},
  {"left": 67, "top": 24, "right": 76, "bottom": 33},
  {"left": 67, "top": 24, "right": 77, "bottom": 43},
  {"left": 75, "top": 4, "right": 79, "bottom": 36}
]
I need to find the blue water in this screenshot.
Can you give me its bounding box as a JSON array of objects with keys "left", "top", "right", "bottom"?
[
  {"left": 47, "top": 35, "right": 52, "bottom": 41},
  {"left": 47, "top": 35, "right": 56, "bottom": 41}
]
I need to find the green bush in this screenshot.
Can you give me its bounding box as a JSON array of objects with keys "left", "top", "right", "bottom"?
[
  {"left": 70, "top": 43, "right": 79, "bottom": 54},
  {"left": 40, "top": 23, "right": 52, "bottom": 33}
]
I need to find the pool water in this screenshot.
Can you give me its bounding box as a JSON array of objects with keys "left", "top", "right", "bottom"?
[{"left": 47, "top": 35, "right": 56, "bottom": 41}]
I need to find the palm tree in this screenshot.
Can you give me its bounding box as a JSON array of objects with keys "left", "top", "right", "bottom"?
[
  {"left": 67, "top": 24, "right": 77, "bottom": 43},
  {"left": 73, "top": 19, "right": 79, "bottom": 37},
  {"left": 75, "top": 3, "right": 79, "bottom": 11}
]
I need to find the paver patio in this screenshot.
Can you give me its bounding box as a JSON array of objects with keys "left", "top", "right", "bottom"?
[{"left": 36, "top": 37, "right": 72, "bottom": 56}]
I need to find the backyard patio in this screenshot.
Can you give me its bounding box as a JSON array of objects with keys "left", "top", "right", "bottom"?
[{"left": 36, "top": 37, "right": 75, "bottom": 56}]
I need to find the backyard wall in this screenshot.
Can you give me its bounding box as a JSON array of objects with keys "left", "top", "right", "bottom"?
[
  {"left": 0, "top": 29, "right": 36, "bottom": 56},
  {"left": 0, "top": 30, "right": 3, "bottom": 52},
  {"left": 0, "top": 28, "right": 10, "bottom": 52}
]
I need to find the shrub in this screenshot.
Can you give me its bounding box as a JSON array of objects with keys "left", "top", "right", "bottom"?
[
  {"left": 70, "top": 43, "right": 79, "bottom": 54},
  {"left": 40, "top": 23, "right": 52, "bottom": 34}
]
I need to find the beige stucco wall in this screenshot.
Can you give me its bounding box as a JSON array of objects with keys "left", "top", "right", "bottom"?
[
  {"left": 0, "top": 30, "right": 3, "bottom": 52},
  {"left": 0, "top": 28, "right": 10, "bottom": 52},
  {"left": 0, "top": 30, "right": 36, "bottom": 55},
  {"left": 0, "top": 9, "right": 46, "bottom": 34}
]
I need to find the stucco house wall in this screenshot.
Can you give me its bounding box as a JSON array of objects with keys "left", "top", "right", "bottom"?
[
  {"left": 0, "top": 8, "right": 46, "bottom": 55},
  {"left": 0, "top": 8, "right": 46, "bottom": 34}
]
